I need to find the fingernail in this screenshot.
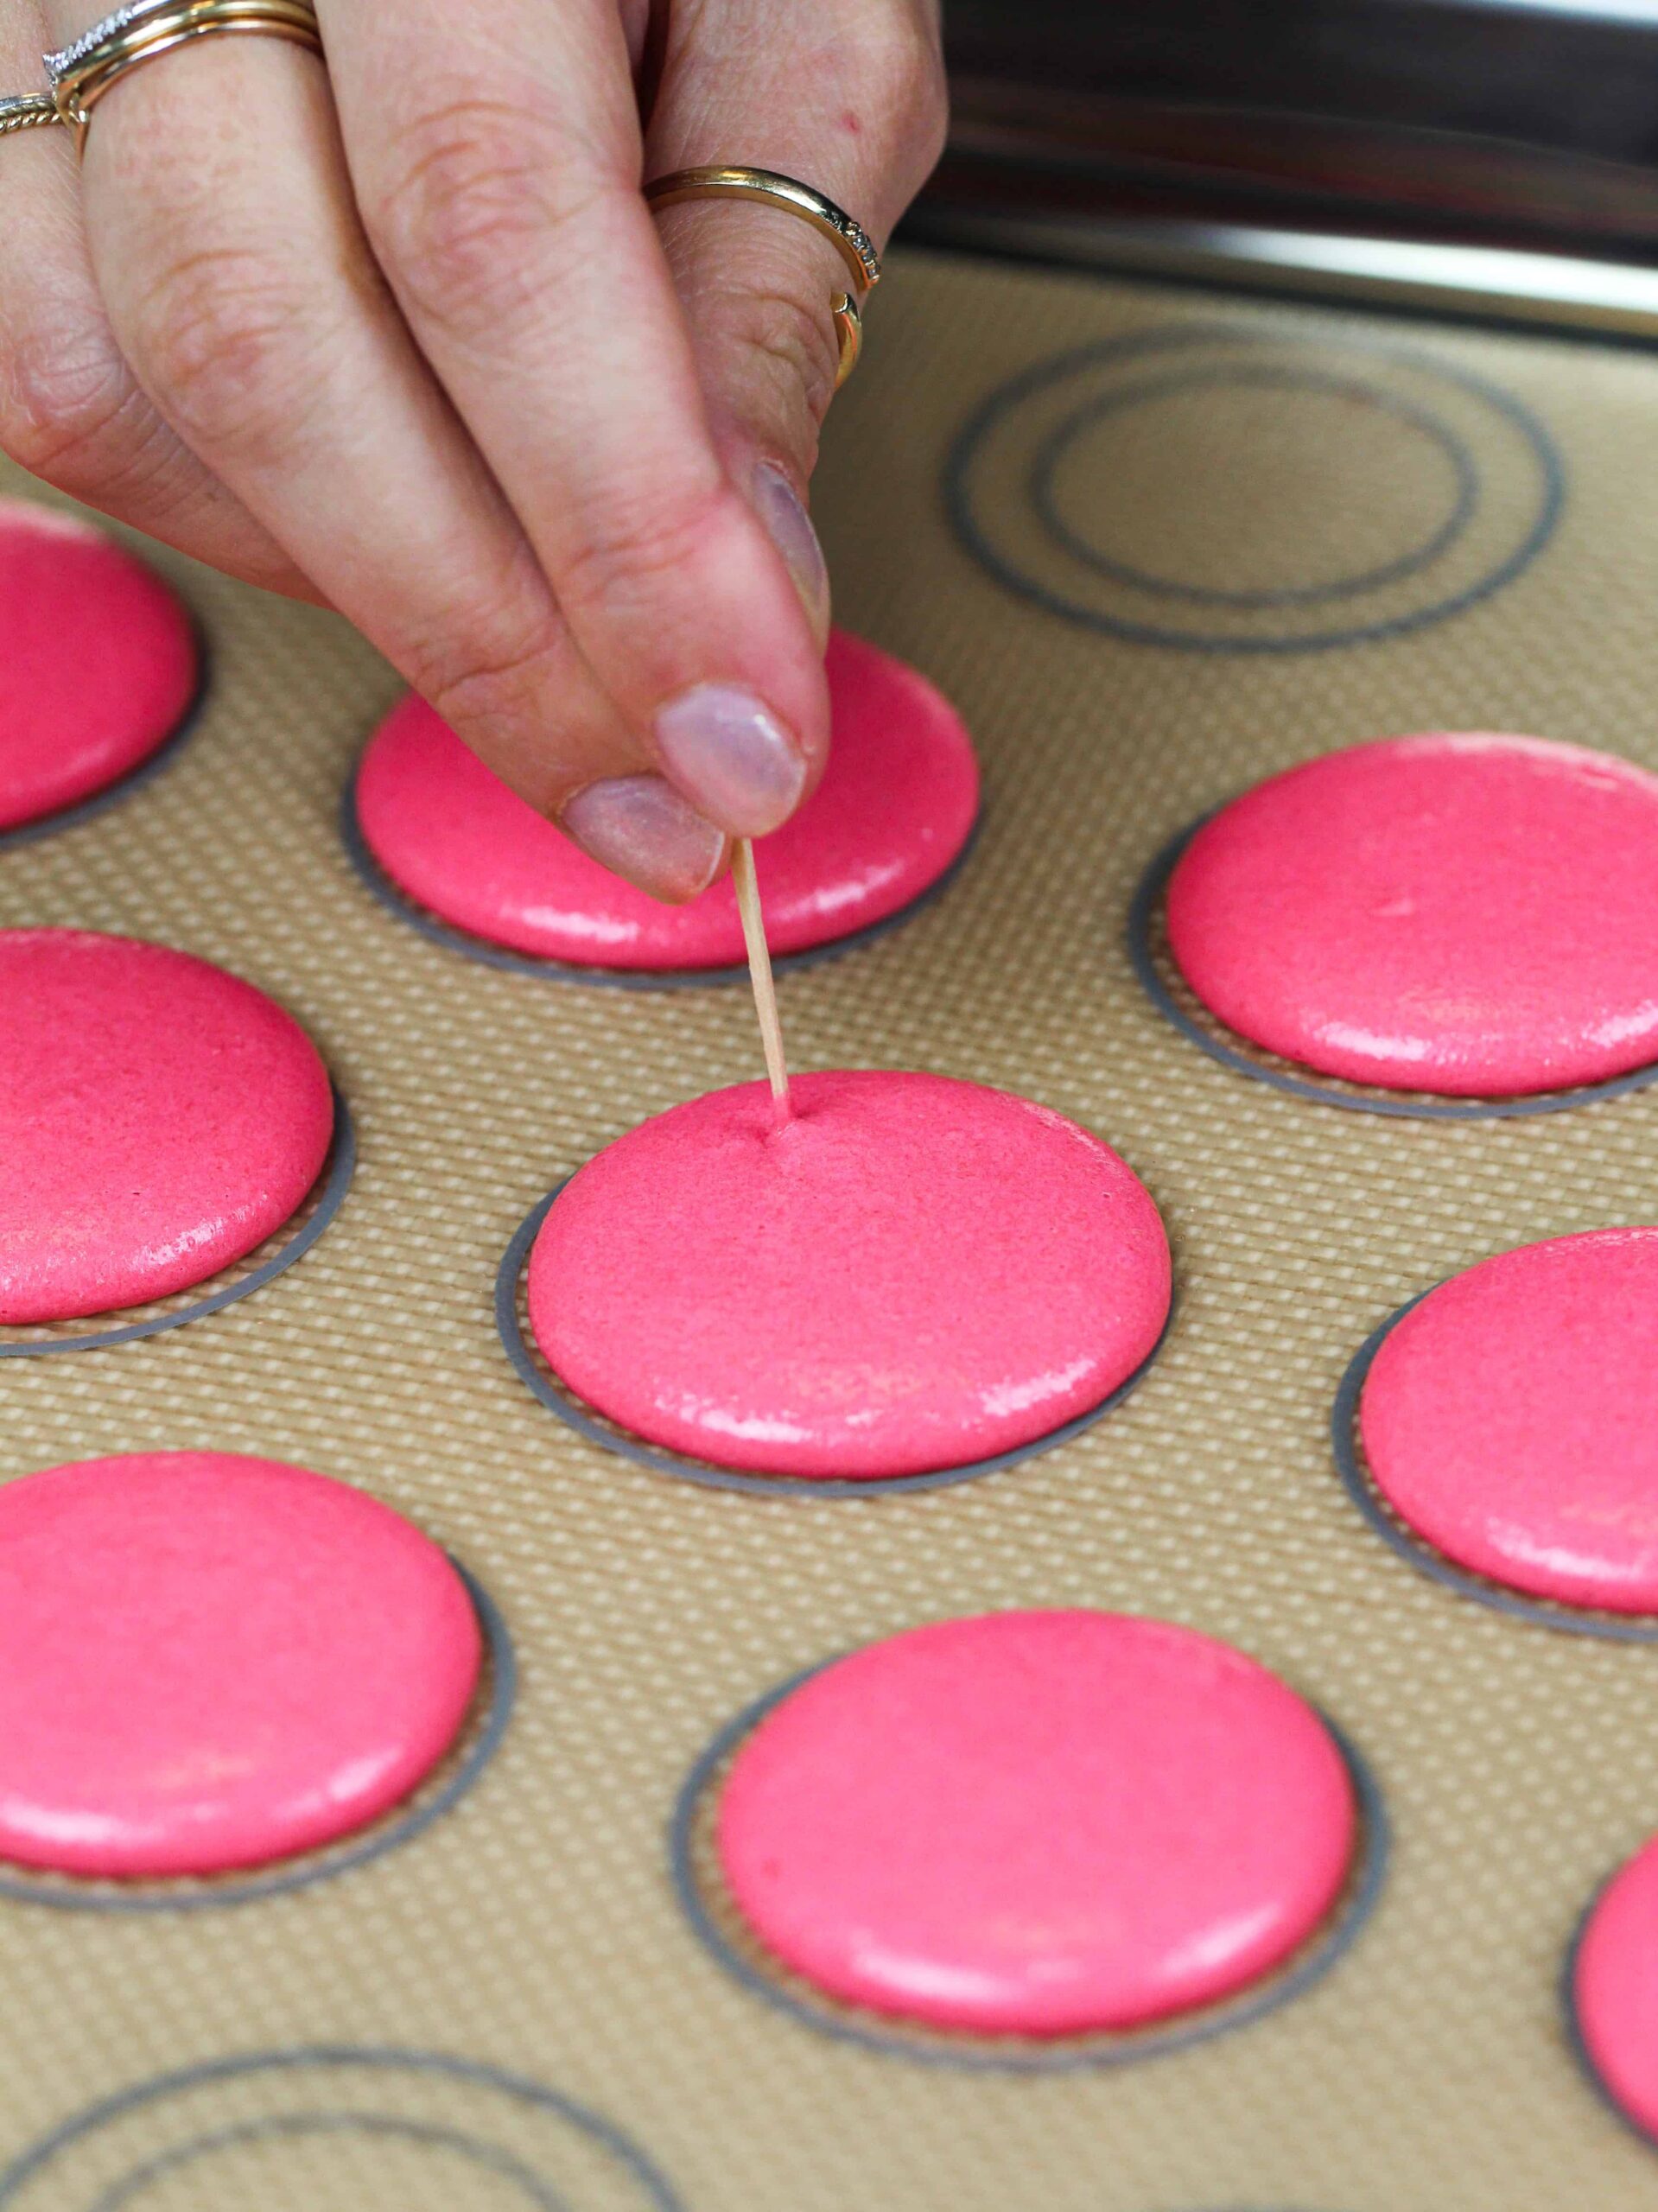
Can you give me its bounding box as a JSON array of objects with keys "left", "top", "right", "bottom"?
[
  {"left": 560, "top": 774, "right": 728, "bottom": 902},
  {"left": 655, "top": 683, "right": 808, "bottom": 839},
  {"left": 753, "top": 462, "right": 830, "bottom": 647}
]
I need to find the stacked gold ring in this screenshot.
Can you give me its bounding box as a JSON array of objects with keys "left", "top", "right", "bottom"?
[
  {"left": 43, "top": 0, "right": 322, "bottom": 149},
  {"left": 0, "top": 92, "right": 62, "bottom": 132},
  {"left": 645, "top": 165, "right": 882, "bottom": 390}
]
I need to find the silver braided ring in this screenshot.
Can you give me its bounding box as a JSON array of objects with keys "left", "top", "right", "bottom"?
[
  {"left": 0, "top": 92, "right": 62, "bottom": 132},
  {"left": 3, "top": 0, "right": 325, "bottom": 155}
]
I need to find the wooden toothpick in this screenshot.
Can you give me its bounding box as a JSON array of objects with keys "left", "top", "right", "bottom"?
[{"left": 731, "top": 837, "right": 791, "bottom": 1116}]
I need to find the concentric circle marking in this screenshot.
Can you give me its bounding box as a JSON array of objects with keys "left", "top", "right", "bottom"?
[
  {"left": 0, "top": 1560, "right": 513, "bottom": 1910},
  {"left": 1031, "top": 365, "right": 1478, "bottom": 609},
  {"left": 85, "top": 2116, "right": 569, "bottom": 2210},
  {"left": 0, "top": 1090, "right": 356, "bottom": 1357},
  {"left": 670, "top": 1656, "right": 1387, "bottom": 2070},
  {"left": 1333, "top": 1282, "right": 1658, "bottom": 1644},
  {"left": 1128, "top": 827, "right": 1658, "bottom": 1119},
  {"left": 0, "top": 2050, "right": 681, "bottom": 2211},
  {"left": 343, "top": 779, "right": 979, "bottom": 991},
  {"left": 343, "top": 632, "right": 980, "bottom": 987},
  {"left": 497, "top": 1169, "right": 1173, "bottom": 1503},
  {"left": 0, "top": 500, "right": 204, "bottom": 843},
  {"left": 948, "top": 326, "right": 1563, "bottom": 652},
  {"left": 1566, "top": 1842, "right": 1658, "bottom": 2152}
]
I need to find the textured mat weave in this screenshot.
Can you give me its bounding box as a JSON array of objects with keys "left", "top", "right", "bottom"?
[{"left": 5, "top": 245, "right": 1658, "bottom": 2210}]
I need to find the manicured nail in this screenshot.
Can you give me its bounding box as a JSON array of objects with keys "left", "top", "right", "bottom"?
[
  {"left": 654, "top": 683, "right": 808, "bottom": 839},
  {"left": 560, "top": 773, "right": 728, "bottom": 903},
  {"left": 753, "top": 462, "right": 830, "bottom": 647}
]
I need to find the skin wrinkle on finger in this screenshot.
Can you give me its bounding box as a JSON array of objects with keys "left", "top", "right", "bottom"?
[
  {"left": 370, "top": 98, "right": 633, "bottom": 343},
  {"left": 643, "top": 0, "right": 946, "bottom": 680},
  {"left": 358, "top": 111, "right": 764, "bottom": 589},
  {"left": 13, "top": 0, "right": 734, "bottom": 897},
  {"left": 49, "top": 20, "right": 691, "bottom": 857},
  {"left": 8, "top": 0, "right": 942, "bottom": 893},
  {"left": 646, "top": 0, "right": 947, "bottom": 233},
  {"left": 323, "top": 0, "right": 833, "bottom": 823},
  {"left": 0, "top": 1, "right": 310, "bottom": 592},
  {"left": 655, "top": 219, "right": 843, "bottom": 459}
]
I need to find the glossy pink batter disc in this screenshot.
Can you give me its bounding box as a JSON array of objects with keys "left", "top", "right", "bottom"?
[
  {"left": 1360, "top": 1229, "right": 1658, "bottom": 1612},
  {"left": 1575, "top": 1835, "right": 1658, "bottom": 2139},
  {"left": 1166, "top": 734, "right": 1658, "bottom": 1096},
  {"left": 354, "top": 630, "right": 979, "bottom": 969},
  {"left": 0, "top": 1452, "right": 482, "bottom": 1878},
  {"left": 0, "top": 931, "right": 334, "bottom": 1325},
  {"left": 716, "top": 1611, "right": 1357, "bottom": 2037},
  {"left": 0, "top": 500, "right": 197, "bottom": 834},
  {"left": 527, "top": 1071, "right": 1171, "bottom": 1479}
]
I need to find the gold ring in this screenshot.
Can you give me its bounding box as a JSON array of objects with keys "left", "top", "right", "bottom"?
[
  {"left": 644, "top": 165, "right": 881, "bottom": 390},
  {"left": 0, "top": 92, "right": 63, "bottom": 133},
  {"left": 46, "top": 0, "right": 323, "bottom": 151}
]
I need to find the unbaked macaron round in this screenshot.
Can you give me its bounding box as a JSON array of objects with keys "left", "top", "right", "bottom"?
[
  {"left": 0, "top": 1452, "right": 481, "bottom": 1878},
  {"left": 353, "top": 630, "right": 978, "bottom": 971},
  {"left": 1574, "top": 1834, "right": 1658, "bottom": 2141},
  {"left": 715, "top": 1611, "right": 1358, "bottom": 2037},
  {"left": 0, "top": 499, "right": 198, "bottom": 835},
  {"left": 0, "top": 930, "right": 334, "bottom": 1325},
  {"left": 526, "top": 1070, "right": 1171, "bottom": 1480},
  {"left": 1166, "top": 734, "right": 1658, "bottom": 1096},
  {"left": 1359, "top": 1229, "right": 1658, "bottom": 1613}
]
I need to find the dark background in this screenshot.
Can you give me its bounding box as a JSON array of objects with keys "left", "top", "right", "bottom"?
[{"left": 914, "top": 0, "right": 1658, "bottom": 264}]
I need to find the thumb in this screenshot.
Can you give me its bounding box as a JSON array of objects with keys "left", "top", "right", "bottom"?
[{"left": 644, "top": 0, "right": 946, "bottom": 652}]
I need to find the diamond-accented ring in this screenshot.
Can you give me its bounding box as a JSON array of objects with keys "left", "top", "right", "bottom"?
[
  {"left": 644, "top": 165, "right": 882, "bottom": 389},
  {"left": 41, "top": 0, "right": 324, "bottom": 150},
  {"left": 44, "top": 0, "right": 182, "bottom": 82}
]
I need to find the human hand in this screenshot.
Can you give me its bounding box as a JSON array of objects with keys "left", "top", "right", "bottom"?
[{"left": 0, "top": 0, "right": 946, "bottom": 896}]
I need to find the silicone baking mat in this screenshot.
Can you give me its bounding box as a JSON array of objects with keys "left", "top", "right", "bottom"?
[{"left": 5, "top": 244, "right": 1658, "bottom": 2211}]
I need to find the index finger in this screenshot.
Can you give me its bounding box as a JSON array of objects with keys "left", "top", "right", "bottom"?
[{"left": 321, "top": 0, "right": 832, "bottom": 839}]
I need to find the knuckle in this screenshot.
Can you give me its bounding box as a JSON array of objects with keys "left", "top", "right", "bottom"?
[
  {"left": 130, "top": 243, "right": 325, "bottom": 460},
  {"left": 848, "top": 10, "right": 948, "bottom": 174},
  {"left": 413, "top": 618, "right": 567, "bottom": 743},
  {"left": 364, "top": 97, "right": 604, "bottom": 338},
  {"left": 720, "top": 279, "right": 840, "bottom": 428},
  {"left": 909, "top": 65, "right": 950, "bottom": 175},
  {"left": 556, "top": 479, "right": 726, "bottom": 620},
  {"left": 0, "top": 306, "right": 144, "bottom": 487}
]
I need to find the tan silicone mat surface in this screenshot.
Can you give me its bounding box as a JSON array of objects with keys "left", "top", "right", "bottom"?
[{"left": 5, "top": 244, "right": 1658, "bottom": 2210}]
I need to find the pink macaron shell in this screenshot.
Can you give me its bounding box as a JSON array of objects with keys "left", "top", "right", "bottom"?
[
  {"left": 1575, "top": 1836, "right": 1658, "bottom": 2140},
  {"left": 353, "top": 629, "right": 979, "bottom": 969},
  {"left": 1360, "top": 1229, "right": 1658, "bottom": 1612},
  {"left": 0, "top": 1452, "right": 482, "bottom": 1878},
  {"left": 0, "top": 500, "right": 198, "bottom": 833},
  {"left": 526, "top": 1071, "right": 1171, "bottom": 1479},
  {"left": 1166, "top": 734, "right": 1658, "bottom": 1096},
  {"left": 716, "top": 1611, "right": 1357, "bottom": 2037},
  {"left": 0, "top": 931, "right": 334, "bottom": 1325}
]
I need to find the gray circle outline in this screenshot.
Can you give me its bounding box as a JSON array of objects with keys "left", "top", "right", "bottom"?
[
  {"left": 0, "top": 2048, "right": 683, "bottom": 2212},
  {"left": 1562, "top": 1877, "right": 1658, "bottom": 2156},
  {"left": 341, "top": 767, "right": 981, "bottom": 993},
  {"left": 945, "top": 323, "right": 1566, "bottom": 654},
  {"left": 1333, "top": 1293, "right": 1658, "bottom": 1643},
  {"left": 0, "top": 624, "right": 209, "bottom": 855},
  {"left": 1031, "top": 363, "right": 1478, "bottom": 609},
  {"left": 0, "top": 1085, "right": 358, "bottom": 1358},
  {"left": 0, "top": 1563, "right": 516, "bottom": 1911},
  {"left": 86, "top": 2113, "right": 570, "bottom": 2212},
  {"left": 1128, "top": 823, "right": 1658, "bottom": 1121},
  {"left": 668, "top": 1656, "right": 1389, "bottom": 2073},
  {"left": 496, "top": 1185, "right": 1174, "bottom": 1498}
]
